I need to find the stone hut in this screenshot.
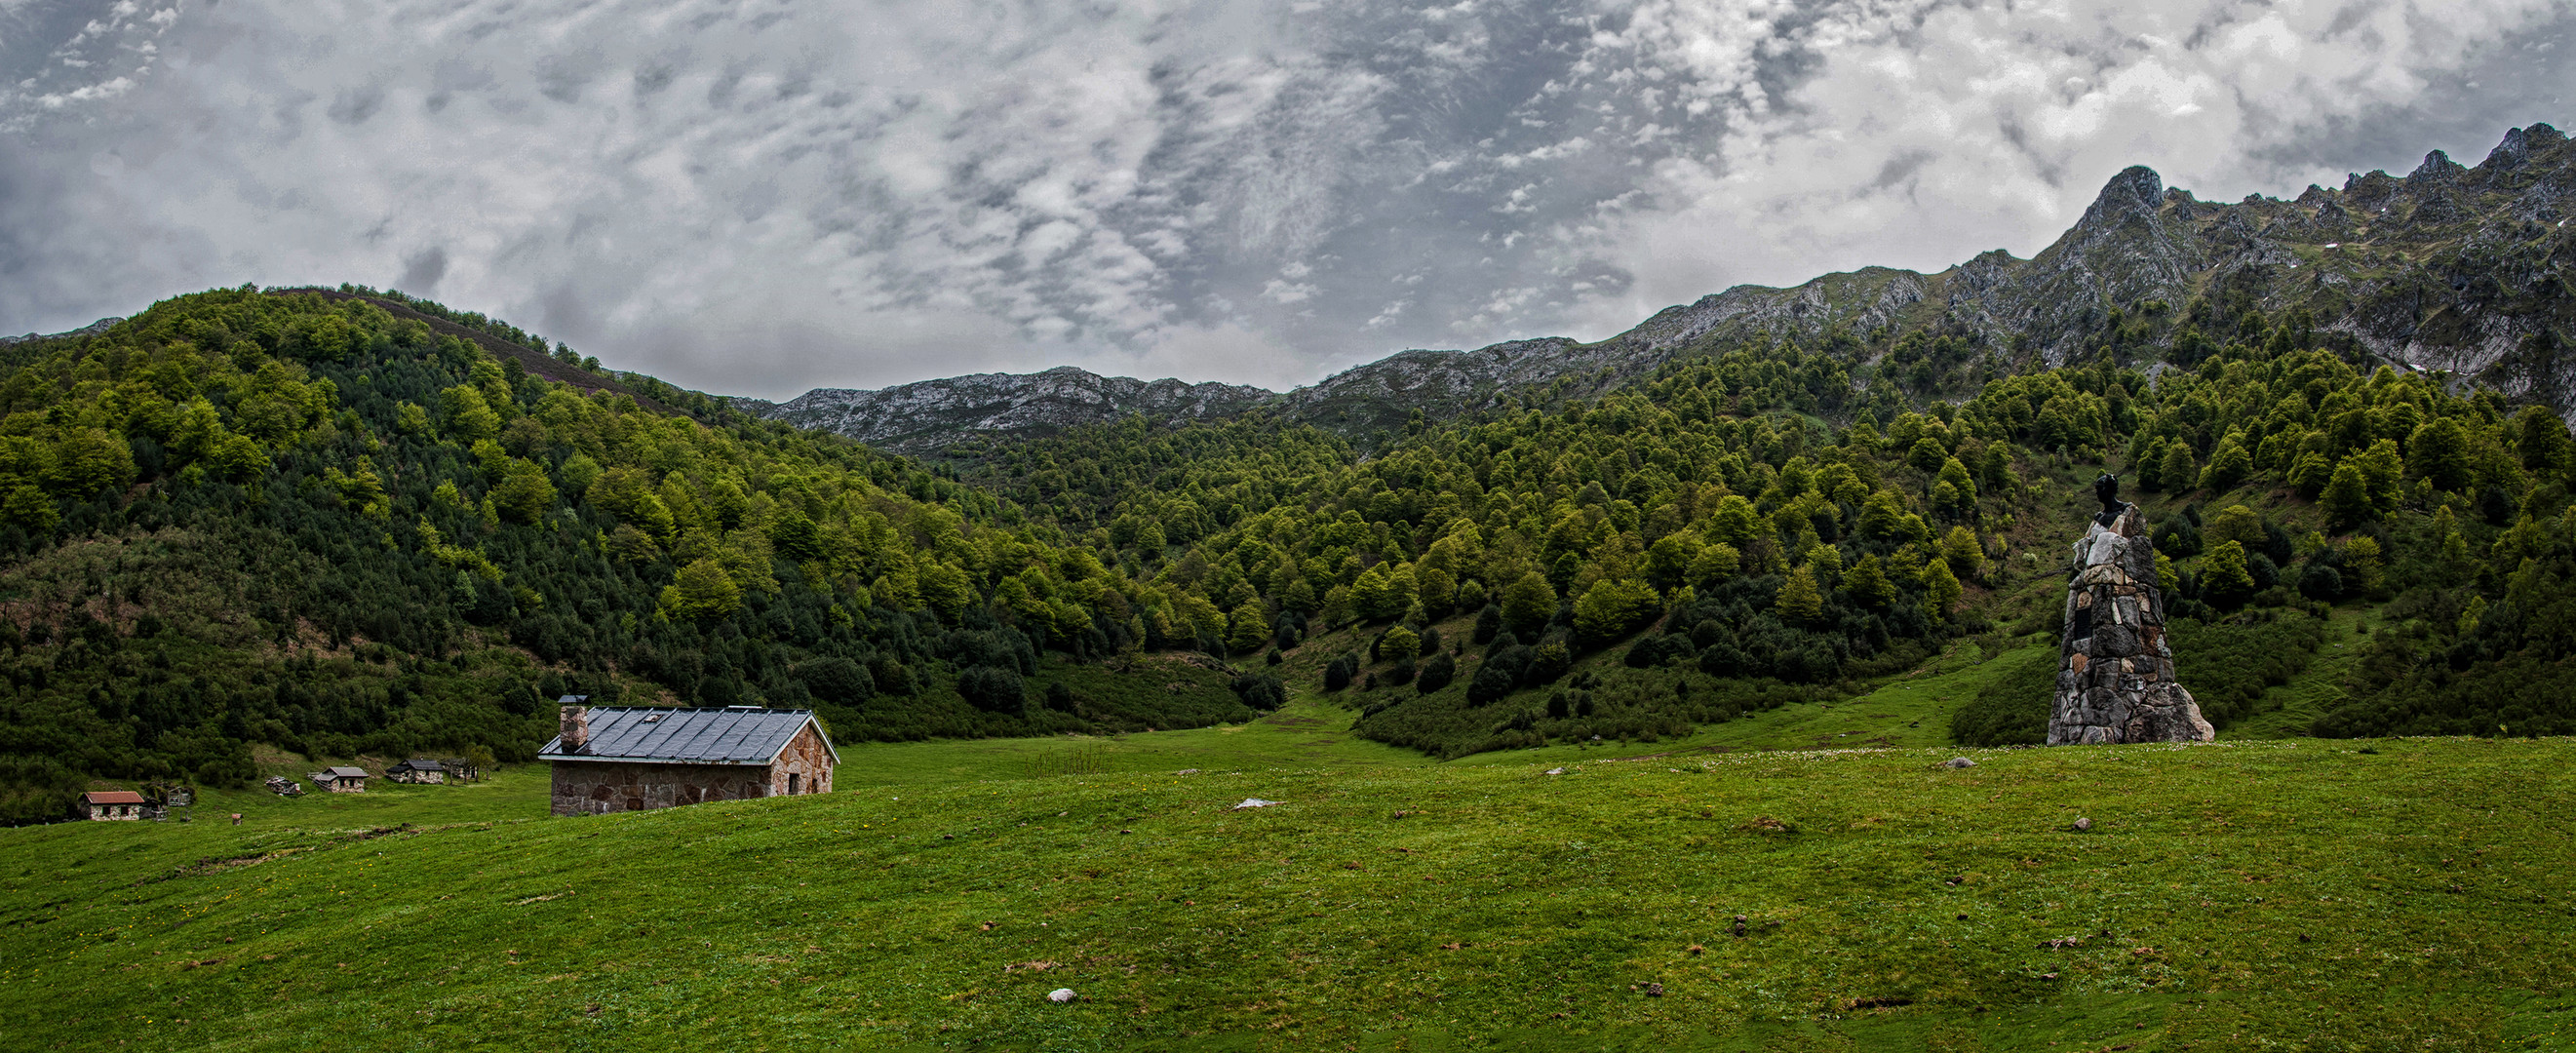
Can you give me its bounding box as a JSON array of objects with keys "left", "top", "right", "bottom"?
[
  {"left": 308, "top": 766, "right": 371, "bottom": 793},
  {"left": 2049, "top": 493, "right": 2215, "bottom": 745},
  {"left": 539, "top": 703, "right": 839, "bottom": 816},
  {"left": 79, "top": 791, "right": 147, "bottom": 820},
  {"left": 387, "top": 759, "right": 448, "bottom": 785}
]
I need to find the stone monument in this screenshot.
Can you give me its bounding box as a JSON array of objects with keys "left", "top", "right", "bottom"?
[{"left": 2048, "top": 474, "right": 2214, "bottom": 745}]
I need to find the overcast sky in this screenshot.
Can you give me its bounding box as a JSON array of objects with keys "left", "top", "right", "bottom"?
[{"left": 1, "top": 0, "right": 2569, "bottom": 399}]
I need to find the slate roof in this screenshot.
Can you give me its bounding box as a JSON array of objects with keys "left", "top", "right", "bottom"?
[
  {"left": 83, "top": 791, "right": 145, "bottom": 805},
  {"left": 538, "top": 708, "right": 837, "bottom": 766},
  {"left": 391, "top": 759, "right": 446, "bottom": 772},
  {"left": 324, "top": 766, "right": 371, "bottom": 779}
]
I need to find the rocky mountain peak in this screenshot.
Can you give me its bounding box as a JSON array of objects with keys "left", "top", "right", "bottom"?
[
  {"left": 2408, "top": 149, "right": 2468, "bottom": 185},
  {"left": 2076, "top": 166, "right": 2166, "bottom": 234}
]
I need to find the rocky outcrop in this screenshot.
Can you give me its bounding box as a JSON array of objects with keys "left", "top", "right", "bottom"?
[
  {"left": 0, "top": 318, "right": 123, "bottom": 347},
  {"left": 756, "top": 366, "right": 1273, "bottom": 454},
  {"left": 2049, "top": 504, "right": 2214, "bottom": 746}
]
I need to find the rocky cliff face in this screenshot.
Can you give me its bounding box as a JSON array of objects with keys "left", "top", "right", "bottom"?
[
  {"left": 1622, "top": 124, "right": 2576, "bottom": 395},
  {"left": 749, "top": 367, "right": 1274, "bottom": 454},
  {"left": 0, "top": 318, "right": 123, "bottom": 347},
  {"left": 748, "top": 125, "right": 2576, "bottom": 452}
]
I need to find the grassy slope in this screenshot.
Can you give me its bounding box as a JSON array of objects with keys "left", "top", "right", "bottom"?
[{"left": 7, "top": 729, "right": 2573, "bottom": 1052}]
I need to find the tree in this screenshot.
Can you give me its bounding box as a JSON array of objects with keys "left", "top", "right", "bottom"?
[
  {"left": 44, "top": 428, "right": 137, "bottom": 498},
  {"left": 2205, "top": 505, "right": 2265, "bottom": 550},
  {"left": 1416, "top": 651, "right": 1457, "bottom": 693},
  {"left": 1907, "top": 437, "right": 1949, "bottom": 472},
  {"left": 1323, "top": 654, "right": 1357, "bottom": 691},
  {"left": 1775, "top": 565, "right": 1824, "bottom": 622},
  {"left": 1844, "top": 553, "right": 1894, "bottom": 607},
  {"left": 2200, "top": 540, "right": 2256, "bottom": 606},
  {"left": 2354, "top": 439, "right": 2404, "bottom": 513},
  {"left": 1572, "top": 578, "right": 1659, "bottom": 644},
  {"left": 1, "top": 482, "right": 58, "bottom": 533},
  {"left": 797, "top": 656, "right": 875, "bottom": 704},
  {"left": 2320, "top": 461, "right": 2374, "bottom": 528},
  {"left": 1936, "top": 456, "right": 1978, "bottom": 510},
  {"left": 1644, "top": 532, "right": 1703, "bottom": 585},
  {"left": 1376, "top": 625, "right": 1421, "bottom": 663},
  {"left": 660, "top": 557, "right": 744, "bottom": 621},
  {"left": 1687, "top": 542, "right": 1742, "bottom": 585},
  {"left": 2344, "top": 535, "right": 2385, "bottom": 592},
  {"left": 440, "top": 385, "right": 501, "bottom": 442},
  {"left": 2407, "top": 417, "right": 2474, "bottom": 492},
  {"left": 2513, "top": 405, "right": 2572, "bottom": 472},
  {"left": 2200, "top": 435, "right": 2252, "bottom": 491},
  {"left": 2289, "top": 450, "right": 2333, "bottom": 497},
  {"left": 1225, "top": 600, "right": 1272, "bottom": 655},
  {"left": 1978, "top": 442, "right": 2014, "bottom": 487},
  {"left": 1938, "top": 526, "right": 1986, "bottom": 578},
  {"left": 490, "top": 465, "right": 558, "bottom": 525},
  {"left": 1416, "top": 565, "right": 1458, "bottom": 615},
  {"left": 917, "top": 560, "right": 974, "bottom": 623},
  {"left": 2159, "top": 442, "right": 2197, "bottom": 493},
  {"left": 1919, "top": 557, "right": 1963, "bottom": 620},
  {"left": 957, "top": 665, "right": 1027, "bottom": 714},
  {"left": 1500, "top": 570, "right": 1557, "bottom": 635},
  {"left": 1705, "top": 495, "right": 1763, "bottom": 545}
]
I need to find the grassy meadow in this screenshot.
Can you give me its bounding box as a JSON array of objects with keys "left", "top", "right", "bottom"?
[{"left": 6, "top": 665, "right": 2573, "bottom": 1051}]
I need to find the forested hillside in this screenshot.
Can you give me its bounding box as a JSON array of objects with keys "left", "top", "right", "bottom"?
[
  {"left": 0, "top": 288, "right": 1280, "bottom": 821},
  {"left": 967, "top": 325, "right": 2576, "bottom": 757},
  {"left": 6, "top": 265, "right": 2576, "bottom": 821}
]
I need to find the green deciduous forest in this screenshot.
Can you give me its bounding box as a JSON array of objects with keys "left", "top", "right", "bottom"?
[{"left": 2, "top": 283, "right": 2573, "bottom": 820}]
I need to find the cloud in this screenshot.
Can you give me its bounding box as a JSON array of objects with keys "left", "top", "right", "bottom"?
[{"left": 0, "top": 0, "right": 2567, "bottom": 396}]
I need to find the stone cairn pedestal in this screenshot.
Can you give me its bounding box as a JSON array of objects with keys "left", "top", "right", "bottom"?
[{"left": 2049, "top": 478, "right": 2214, "bottom": 746}]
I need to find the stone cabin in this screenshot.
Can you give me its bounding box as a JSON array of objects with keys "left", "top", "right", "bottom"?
[
  {"left": 79, "top": 791, "right": 147, "bottom": 820},
  {"left": 539, "top": 703, "right": 839, "bottom": 816},
  {"left": 309, "top": 766, "right": 371, "bottom": 793},
  {"left": 387, "top": 759, "right": 448, "bottom": 784}
]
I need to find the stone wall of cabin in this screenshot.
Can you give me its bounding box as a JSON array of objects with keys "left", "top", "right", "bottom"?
[
  {"left": 550, "top": 761, "right": 772, "bottom": 816},
  {"left": 765, "top": 724, "right": 836, "bottom": 798}
]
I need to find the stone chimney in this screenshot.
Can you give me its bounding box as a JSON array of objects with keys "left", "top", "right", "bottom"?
[{"left": 560, "top": 703, "right": 590, "bottom": 754}]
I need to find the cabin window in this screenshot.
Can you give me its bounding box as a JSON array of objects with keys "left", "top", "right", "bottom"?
[{"left": 788, "top": 772, "right": 800, "bottom": 795}]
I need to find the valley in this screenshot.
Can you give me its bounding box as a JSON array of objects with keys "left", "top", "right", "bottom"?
[{"left": 4, "top": 125, "right": 2576, "bottom": 1049}]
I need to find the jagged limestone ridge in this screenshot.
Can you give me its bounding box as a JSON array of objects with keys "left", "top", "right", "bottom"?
[{"left": 747, "top": 123, "right": 2576, "bottom": 450}]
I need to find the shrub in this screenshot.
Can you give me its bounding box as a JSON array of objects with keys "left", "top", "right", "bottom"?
[
  {"left": 795, "top": 656, "right": 875, "bottom": 705},
  {"left": 1416, "top": 651, "right": 1456, "bottom": 693},
  {"left": 956, "top": 665, "right": 1027, "bottom": 715}
]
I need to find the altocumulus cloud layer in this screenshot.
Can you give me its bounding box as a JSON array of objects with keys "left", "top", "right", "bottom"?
[{"left": 0, "top": 0, "right": 2570, "bottom": 398}]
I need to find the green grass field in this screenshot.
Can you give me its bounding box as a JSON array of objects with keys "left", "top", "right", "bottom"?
[{"left": 7, "top": 667, "right": 2573, "bottom": 1052}]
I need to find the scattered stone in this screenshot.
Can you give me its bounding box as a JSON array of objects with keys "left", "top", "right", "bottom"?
[
  {"left": 1941, "top": 757, "right": 1976, "bottom": 769},
  {"left": 2049, "top": 478, "right": 2215, "bottom": 746},
  {"left": 1543, "top": 767, "right": 1566, "bottom": 776},
  {"left": 2074, "top": 817, "right": 2093, "bottom": 832},
  {"left": 1686, "top": 944, "right": 1704, "bottom": 955},
  {"left": 1230, "top": 799, "right": 1281, "bottom": 810},
  {"left": 1175, "top": 768, "right": 1200, "bottom": 775},
  {"left": 1643, "top": 982, "right": 1664, "bottom": 996},
  {"left": 1047, "top": 988, "right": 1077, "bottom": 1003}
]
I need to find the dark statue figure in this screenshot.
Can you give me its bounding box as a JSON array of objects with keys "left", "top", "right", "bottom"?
[{"left": 2091, "top": 472, "right": 2127, "bottom": 526}]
